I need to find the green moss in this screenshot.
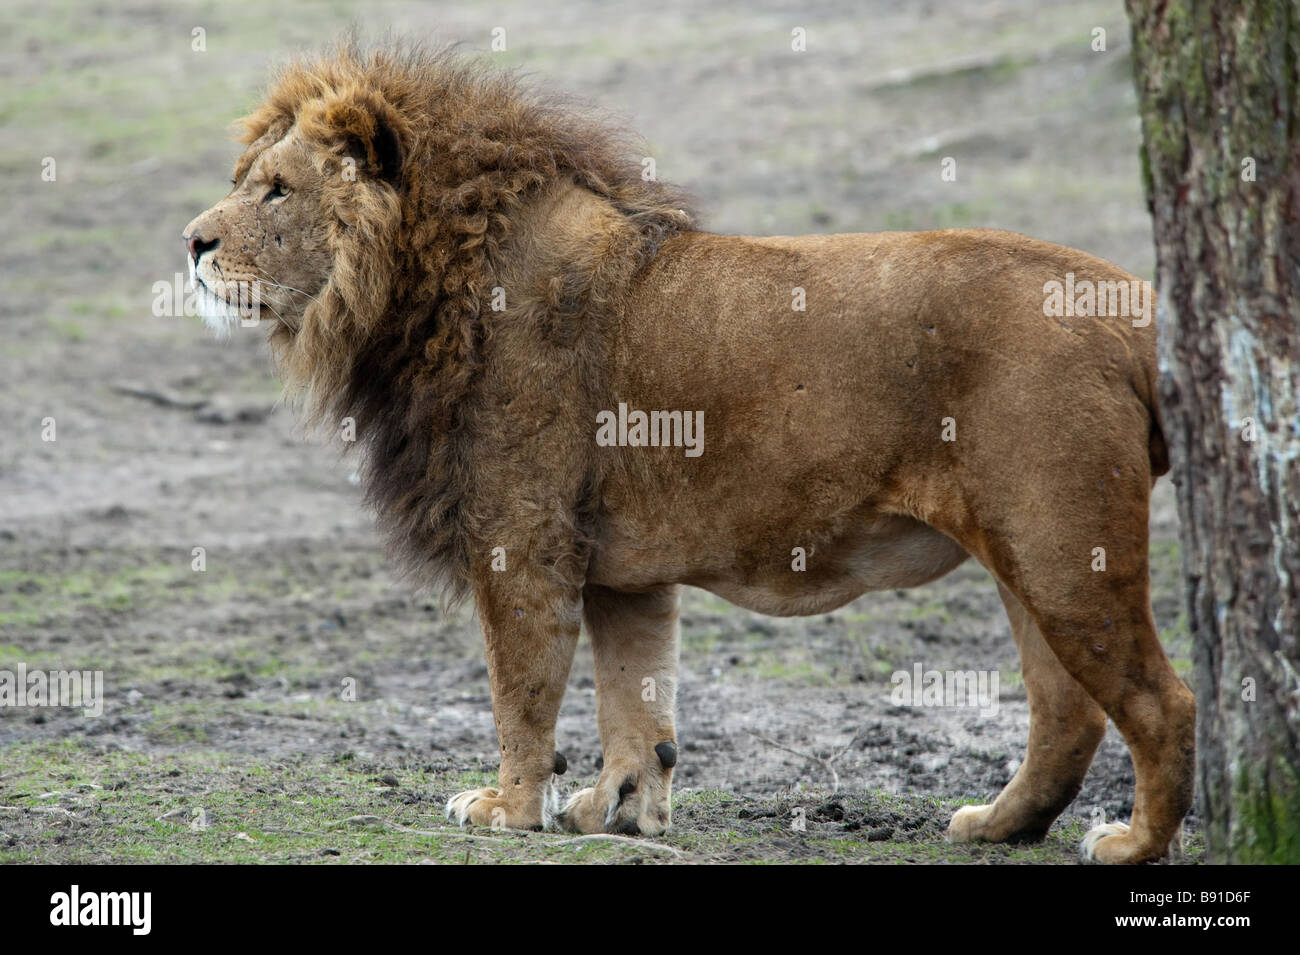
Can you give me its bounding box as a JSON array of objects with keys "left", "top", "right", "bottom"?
[{"left": 1231, "top": 761, "right": 1300, "bottom": 864}]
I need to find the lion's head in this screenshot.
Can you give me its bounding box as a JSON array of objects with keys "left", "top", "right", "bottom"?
[
  {"left": 182, "top": 49, "right": 412, "bottom": 371},
  {"left": 182, "top": 126, "right": 333, "bottom": 337}
]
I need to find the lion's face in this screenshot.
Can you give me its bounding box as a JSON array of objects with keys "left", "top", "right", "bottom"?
[{"left": 182, "top": 130, "right": 333, "bottom": 337}]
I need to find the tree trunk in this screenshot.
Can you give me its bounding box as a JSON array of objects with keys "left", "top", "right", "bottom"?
[{"left": 1125, "top": 1, "right": 1300, "bottom": 862}]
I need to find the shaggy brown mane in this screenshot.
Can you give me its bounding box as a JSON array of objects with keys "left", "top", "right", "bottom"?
[{"left": 235, "top": 39, "right": 695, "bottom": 601}]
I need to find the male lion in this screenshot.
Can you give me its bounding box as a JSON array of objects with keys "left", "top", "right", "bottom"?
[{"left": 183, "top": 42, "right": 1194, "bottom": 864}]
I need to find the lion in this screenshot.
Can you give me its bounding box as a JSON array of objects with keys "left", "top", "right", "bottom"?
[{"left": 183, "top": 40, "right": 1194, "bottom": 864}]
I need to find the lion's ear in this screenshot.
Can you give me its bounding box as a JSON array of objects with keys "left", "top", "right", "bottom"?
[{"left": 315, "top": 91, "right": 407, "bottom": 188}]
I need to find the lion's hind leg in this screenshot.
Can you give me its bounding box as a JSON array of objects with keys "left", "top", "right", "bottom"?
[
  {"left": 940, "top": 483, "right": 1193, "bottom": 863},
  {"left": 947, "top": 582, "right": 1107, "bottom": 844},
  {"left": 1015, "top": 559, "right": 1193, "bottom": 864}
]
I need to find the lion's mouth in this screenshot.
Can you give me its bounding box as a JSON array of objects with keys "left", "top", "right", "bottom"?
[
  {"left": 188, "top": 261, "right": 259, "bottom": 337},
  {"left": 193, "top": 273, "right": 303, "bottom": 337}
]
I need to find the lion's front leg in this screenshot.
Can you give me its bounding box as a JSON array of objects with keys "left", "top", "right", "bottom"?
[
  {"left": 446, "top": 575, "right": 581, "bottom": 831},
  {"left": 558, "top": 584, "right": 680, "bottom": 836}
]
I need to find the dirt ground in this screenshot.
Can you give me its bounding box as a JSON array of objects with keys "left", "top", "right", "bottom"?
[{"left": 0, "top": 0, "right": 1198, "bottom": 863}]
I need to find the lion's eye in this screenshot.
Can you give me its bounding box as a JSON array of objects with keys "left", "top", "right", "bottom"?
[{"left": 263, "top": 181, "right": 290, "bottom": 203}]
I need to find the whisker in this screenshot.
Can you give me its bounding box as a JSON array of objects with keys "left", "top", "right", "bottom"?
[
  {"left": 252, "top": 266, "right": 319, "bottom": 300},
  {"left": 245, "top": 266, "right": 314, "bottom": 331}
]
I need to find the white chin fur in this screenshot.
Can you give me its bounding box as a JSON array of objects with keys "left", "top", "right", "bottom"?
[
  {"left": 188, "top": 259, "right": 257, "bottom": 338},
  {"left": 195, "top": 283, "right": 244, "bottom": 337}
]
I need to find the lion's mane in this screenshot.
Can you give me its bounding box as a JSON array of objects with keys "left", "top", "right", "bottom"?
[{"left": 233, "top": 39, "right": 694, "bottom": 600}]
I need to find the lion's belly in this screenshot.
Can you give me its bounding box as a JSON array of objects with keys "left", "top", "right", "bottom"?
[
  {"left": 693, "top": 518, "right": 969, "bottom": 616},
  {"left": 590, "top": 514, "right": 970, "bottom": 617}
]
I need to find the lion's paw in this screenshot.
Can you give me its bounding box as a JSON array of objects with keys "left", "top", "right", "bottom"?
[
  {"left": 946, "top": 804, "right": 993, "bottom": 842},
  {"left": 445, "top": 786, "right": 554, "bottom": 831},
  {"left": 1080, "top": 819, "right": 1182, "bottom": 864},
  {"left": 446, "top": 787, "right": 505, "bottom": 827},
  {"left": 1080, "top": 820, "right": 1170, "bottom": 864},
  {"left": 946, "top": 802, "right": 1052, "bottom": 844},
  {"left": 556, "top": 767, "right": 671, "bottom": 836}
]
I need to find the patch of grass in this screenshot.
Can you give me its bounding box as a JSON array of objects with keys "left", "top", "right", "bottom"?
[
  {"left": 0, "top": 741, "right": 656, "bottom": 863},
  {"left": 999, "top": 668, "right": 1025, "bottom": 690},
  {"left": 905, "top": 599, "right": 954, "bottom": 624},
  {"left": 0, "top": 563, "right": 197, "bottom": 636},
  {"left": 1, "top": 740, "right": 1201, "bottom": 864},
  {"left": 683, "top": 626, "right": 723, "bottom": 652},
  {"left": 752, "top": 658, "right": 832, "bottom": 685}
]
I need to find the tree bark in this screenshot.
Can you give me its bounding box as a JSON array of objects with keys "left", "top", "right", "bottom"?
[{"left": 1125, "top": 0, "right": 1300, "bottom": 862}]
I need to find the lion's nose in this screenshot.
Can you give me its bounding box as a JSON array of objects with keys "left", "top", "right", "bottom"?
[{"left": 185, "top": 233, "right": 220, "bottom": 264}]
